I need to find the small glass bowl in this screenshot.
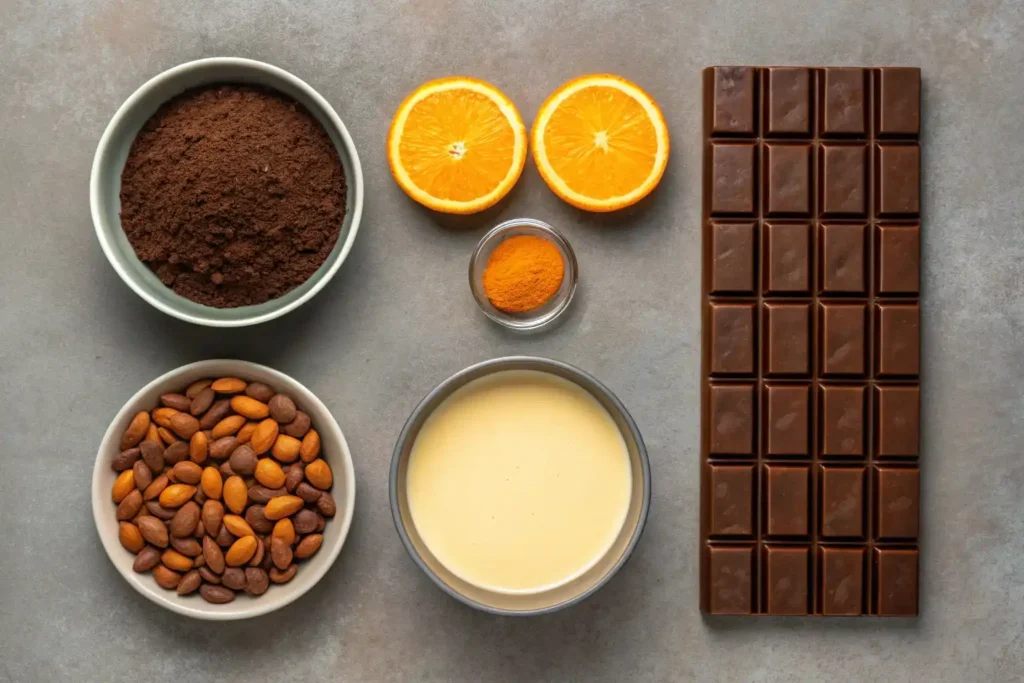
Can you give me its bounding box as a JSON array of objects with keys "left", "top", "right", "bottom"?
[{"left": 469, "top": 218, "right": 578, "bottom": 331}]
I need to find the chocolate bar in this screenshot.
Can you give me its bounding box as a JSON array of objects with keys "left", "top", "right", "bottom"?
[{"left": 700, "top": 66, "right": 921, "bottom": 616}]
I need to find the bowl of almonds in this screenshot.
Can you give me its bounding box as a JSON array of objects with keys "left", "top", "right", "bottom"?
[{"left": 92, "top": 359, "right": 355, "bottom": 619}]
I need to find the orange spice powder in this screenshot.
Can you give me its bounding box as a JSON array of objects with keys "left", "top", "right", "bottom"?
[{"left": 482, "top": 235, "right": 565, "bottom": 313}]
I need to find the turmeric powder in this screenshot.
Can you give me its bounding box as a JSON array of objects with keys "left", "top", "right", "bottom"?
[{"left": 482, "top": 235, "right": 565, "bottom": 313}]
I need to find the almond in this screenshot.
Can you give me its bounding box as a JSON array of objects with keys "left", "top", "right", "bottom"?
[
  {"left": 236, "top": 421, "right": 258, "bottom": 444},
  {"left": 245, "top": 568, "right": 269, "bottom": 595},
  {"left": 211, "top": 377, "right": 248, "bottom": 394},
  {"left": 189, "top": 431, "right": 208, "bottom": 464},
  {"left": 271, "top": 434, "right": 301, "bottom": 463},
  {"left": 199, "top": 566, "right": 221, "bottom": 584},
  {"left": 157, "top": 427, "right": 178, "bottom": 445},
  {"left": 245, "top": 505, "right": 274, "bottom": 533},
  {"left": 264, "top": 495, "right": 304, "bottom": 520},
  {"left": 145, "top": 423, "right": 161, "bottom": 444},
  {"left": 295, "top": 534, "right": 323, "bottom": 559},
  {"left": 161, "top": 549, "right": 194, "bottom": 572},
  {"left": 116, "top": 489, "right": 143, "bottom": 521},
  {"left": 222, "top": 514, "right": 256, "bottom": 538},
  {"left": 231, "top": 395, "right": 270, "bottom": 420},
  {"left": 249, "top": 537, "right": 266, "bottom": 567},
  {"left": 272, "top": 518, "right": 296, "bottom": 546},
  {"left": 118, "top": 522, "right": 145, "bottom": 553},
  {"left": 271, "top": 537, "right": 293, "bottom": 570},
  {"left": 304, "top": 459, "right": 333, "bottom": 490},
  {"left": 212, "top": 415, "right": 247, "bottom": 439},
  {"left": 225, "top": 536, "right": 258, "bottom": 566},
  {"left": 112, "top": 470, "right": 136, "bottom": 502},
  {"left": 223, "top": 476, "right": 248, "bottom": 514},
  {"left": 145, "top": 500, "right": 176, "bottom": 520},
  {"left": 250, "top": 418, "right": 279, "bottom": 455},
  {"left": 299, "top": 429, "right": 321, "bottom": 463},
  {"left": 254, "top": 458, "right": 286, "bottom": 489},
  {"left": 201, "top": 467, "right": 223, "bottom": 500},
  {"left": 120, "top": 411, "right": 151, "bottom": 450},
  {"left": 169, "top": 412, "right": 200, "bottom": 439},
  {"left": 201, "top": 499, "right": 224, "bottom": 537},
  {"left": 159, "top": 484, "right": 197, "bottom": 509},
  {"left": 172, "top": 461, "right": 203, "bottom": 485},
  {"left": 151, "top": 407, "right": 179, "bottom": 428},
  {"left": 170, "top": 501, "right": 200, "bottom": 537},
  {"left": 143, "top": 474, "right": 170, "bottom": 501},
  {"left": 202, "top": 535, "right": 226, "bottom": 573},
  {"left": 284, "top": 463, "right": 305, "bottom": 493},
  {"left": 228, "top": 444, "right": 258, "bottom": 475},
  {"left": 137, "top": 515, "right": 169, "bottom": 548},
  {"left": 152, "top": 565, "right": 181, "bottom": 589}
]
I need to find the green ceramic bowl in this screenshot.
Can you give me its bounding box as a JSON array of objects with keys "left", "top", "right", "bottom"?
[{"left": 90, "top": 57, "right": 364, "bottom": 327}]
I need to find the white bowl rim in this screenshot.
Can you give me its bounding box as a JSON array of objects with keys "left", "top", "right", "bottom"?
[
  {"left": 91, "top": 359, "right": 356, "bottom": 620},
  {"left": 89, "top": 57, "right": 365, "bottom": 328}
]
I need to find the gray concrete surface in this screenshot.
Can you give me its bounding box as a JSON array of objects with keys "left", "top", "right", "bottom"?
[{"left": 2, "top": 0, "right": 1022, "bottom": 681}]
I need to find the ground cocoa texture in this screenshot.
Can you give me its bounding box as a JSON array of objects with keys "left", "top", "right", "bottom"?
[{"left": 119, "top": 85, "right": 347, "bottom": 308}]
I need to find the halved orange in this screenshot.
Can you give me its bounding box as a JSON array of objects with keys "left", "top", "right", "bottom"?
[
  {"left": 387, "top": 77, "right": 527, "bottom": 215},
  {"left": 532, "top": 74, "right": 670, "bottom": 212}
]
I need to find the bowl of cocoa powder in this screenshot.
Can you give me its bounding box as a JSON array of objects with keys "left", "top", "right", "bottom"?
[{"left": 91, "top": 58, "right": 363, "bottom": 326}]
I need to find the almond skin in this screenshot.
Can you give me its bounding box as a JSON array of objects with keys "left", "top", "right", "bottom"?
[
  {"left": 172, "top": 461, "right": 203, "bottom": 485},
  {"left": 271, "top": 537, "right": 293, "bottom": 570},
  {"left": 118, "top": 522, "right": 145, "bottom": 553},
  {"left": 201, "top": 499, "right": 225, "bottom": 537},
  {"left": 186, "top": 379, "right": 213, "bottom": 399},
  {"left": 137, "top": 515, "right": 169, "bottom": 548},
  {"left": 169, "top": 412, "right": 201, "bottom": 440},
  {"left": 264, "top": 495, "right": 304, "bottom": 520},
  {"left": 116, "top": 489, "right": 143, "bottom": 521},
  {"left": 202, "top": 535, "right": 226, "bottom": 573},
  {"left": 250, "top": 419, "right": 279, "bottom": 455},
  {"left": 230, "top": 395, "right": 271, "bottom": 420},
  {"left": 170, "top": 501, "right": 200, "bottom": 537},
  {"left": 223, "top": 476, "right": 248, "bottom": 514}
]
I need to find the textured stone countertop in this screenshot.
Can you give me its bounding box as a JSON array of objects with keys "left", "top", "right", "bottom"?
[{"left": 2, "top": 1, "right": 1022, "bottom": 681}]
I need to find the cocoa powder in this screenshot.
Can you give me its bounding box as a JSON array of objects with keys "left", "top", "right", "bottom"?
[{"left": 119, "top": 85, "right": 347, "bottom": 308}]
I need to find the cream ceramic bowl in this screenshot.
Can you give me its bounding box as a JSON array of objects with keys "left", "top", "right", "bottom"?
[
  {"left": 390, "top": 356, "right": 651, "bottom": 615},
  {"left": 92, "top": 360, "right": 356, "bottom": 620},
  {"left": 90, "top": 57, "right": 364, "bottom": 327}
]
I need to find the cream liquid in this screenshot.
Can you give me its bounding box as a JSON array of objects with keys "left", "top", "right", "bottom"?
[{"left": 406, "top": 370, "right": 632, "bottom": 593}]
